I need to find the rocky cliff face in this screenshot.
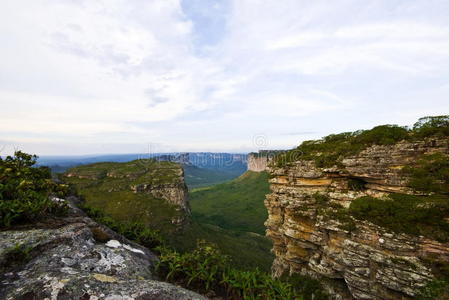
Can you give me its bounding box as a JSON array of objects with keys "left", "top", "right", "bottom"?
[
  {"left": 247, "top": 151, "right": 284, "bottom": 172},
  {"left": 247, "top": 154, "right": 269, "bottom": 172},
  {"left": 0, "top": 200, "right": 206, "bottom": 300},
  {"left": 265, "top": 138, "right": 449, "bottom": 299}
]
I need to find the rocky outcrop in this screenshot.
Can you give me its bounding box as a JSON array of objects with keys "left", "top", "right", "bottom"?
[
  {"left": 247, "top": 154, "right": 269, "bottom": 172},
  {"left": 130, "top": 168, "right": 189, "bottom": 214},
  {"left": 265, "top": 138, "right": 449, "bottom": 299},
  {"left": 64, "top": 160, "right": 190, "bottom": 227},
  {"left": 247, "top": 151, "right": 283, "bottom": 172},
  {"left": 0, "top": 201, "right": 206, "bottom": 300}
]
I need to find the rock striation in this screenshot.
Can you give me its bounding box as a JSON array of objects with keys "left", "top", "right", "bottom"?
[
  {"left": 0, "top": 200, "right": 206, "bottom": 300},
  {"left": 247, "top": 151, "right": 284, "bottom": 172},
  {"left": 265, "top": 138, "right": 449, "bottom": 299}
]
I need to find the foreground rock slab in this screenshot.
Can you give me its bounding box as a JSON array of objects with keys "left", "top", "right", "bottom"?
[{"left": 0, "top": 206, "right": 206, "bottom": 300}]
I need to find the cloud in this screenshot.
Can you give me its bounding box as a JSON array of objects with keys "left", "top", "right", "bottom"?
[{"left": 0, "top": 0, "right": 449, "bottom": 155}]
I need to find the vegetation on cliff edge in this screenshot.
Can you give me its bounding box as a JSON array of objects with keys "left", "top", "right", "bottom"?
[
  {"left": 63, "top": 160, "right": 184, "bottom": 233},
  {"left": 348, "top": 193, "right": 449, "bottom": 242},
  {"left": 0, "top": 151, "right": 68, "bottom": 228},
  {"left": 81, "top": 203, "right": 327, "bottom": 300},
  {"left": 274, "top": 115, "right": 449, "bottom": 168}
]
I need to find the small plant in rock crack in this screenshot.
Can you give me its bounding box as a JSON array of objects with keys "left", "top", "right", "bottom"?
[{"left": 1, "top": 243, "right": 34, "bottom": 272}]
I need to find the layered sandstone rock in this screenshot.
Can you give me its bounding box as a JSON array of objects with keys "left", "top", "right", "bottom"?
[{"left": 265, "top": 138, "right": 449, "bottom": 299}]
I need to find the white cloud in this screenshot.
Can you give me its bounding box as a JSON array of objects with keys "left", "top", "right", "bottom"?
[{"left": 1, "top": 0, "right": 449, "bottom": 155}]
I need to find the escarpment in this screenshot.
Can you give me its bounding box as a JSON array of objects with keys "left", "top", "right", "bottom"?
[
  {"left": 247, "top": 150, "right": 284, "bottom": 172},
  {"left": 64, "top": 159, "right": 190, "bottom": 229},
  {"left": 265, "top": 136, "right": 449, "bottom": 299}
]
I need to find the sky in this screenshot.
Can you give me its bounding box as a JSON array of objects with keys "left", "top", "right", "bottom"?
[{"left": 1, "top": 0, "right": 449, "bottom": 155}]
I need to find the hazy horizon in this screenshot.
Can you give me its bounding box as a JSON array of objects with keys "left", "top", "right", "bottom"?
[{"left": 1, "top": 0, "right": 449, "bottom": 155}]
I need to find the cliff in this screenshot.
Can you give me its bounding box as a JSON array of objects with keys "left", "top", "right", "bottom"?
[
  {"left": 265, "top": 132, "right": 449, "bottom": 299},
  {"left": 0, "top": 199, "right": 206, "bottom": 299},
  {"left": 247, "top": 151, "right": 284, "bottom": 172},
  {"left": 64, "top": 159, "right": 190, "bottom": 229}
]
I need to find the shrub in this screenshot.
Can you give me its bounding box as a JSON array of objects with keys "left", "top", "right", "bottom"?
[
  {"left": 0, "top": 151, "right": 68, "bottom": 227},
  {"left": 273, "top": 116, "right": 448, "bottom": 168},
  {"left": 157, "top": 241, "right": 327, "bottom": 299},
  {"left": 348, "top": 194, "right": 449, "bottom": 241},
  {"left": 356, "top": 125, "right": 410, "bottom": 145},
  {"left": 347, "top": 178, "right": 366, "bottom": 191},
  {"left": 402, "top": 153, "right": 449, "bottom": 194},
  {"left": 312, "top": 193, "right": 330, "bottom": 205},
  {"left": 284, "top": 274, "right": 328, "bottom": 300},
  {"left": 413, "top": 116, "right": 449, "bottom": 138},
  {"left": 158, "top": 240, "right": 228, "bottom": 293},
  {"left": 80, "top": 204, "right": 163, "bottom": 250},
  {"left": 417, "top": 280, "right": 449, "bottom": 300},
  {"left": 274, "top": 125, "right": 410, "bottom": 168},
  {"left": 0, "top": 243, "right": 34, "bottom": 273}
]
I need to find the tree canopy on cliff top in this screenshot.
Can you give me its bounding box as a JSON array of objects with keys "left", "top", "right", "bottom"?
[{"left": 275, "top": 115, "right": 449, "bottom": 168}]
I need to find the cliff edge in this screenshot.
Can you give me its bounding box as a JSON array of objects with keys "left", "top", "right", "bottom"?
[{"left": 265, "top": 118, "right": 449, "bottom": 299}]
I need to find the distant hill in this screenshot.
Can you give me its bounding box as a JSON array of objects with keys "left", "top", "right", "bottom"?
[
  {"left": 63, "top": 159, "right": 189, "bottom": 233},
  {"left": 39, "top": 152, "right": 247, "bottom": 189},
  {"left": 189, "top": 171, "right": 270, "bottom": 235}
]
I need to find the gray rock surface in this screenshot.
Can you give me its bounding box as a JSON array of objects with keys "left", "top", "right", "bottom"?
[{"left": 0, "top": 203, "right": 206, "bottom": 300}]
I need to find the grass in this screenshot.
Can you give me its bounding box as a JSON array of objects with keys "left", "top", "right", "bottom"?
[
  {"left": 80, "top": 204, "right": 163, "bottom": 250},
  {"left": 183, "top": 164, "right": 244, "bottom": 189},
  {"left": 168, "top": 221, "right": 274, "bottom": 272},
  {"left": 190, "top": 171, "right": 270, "bottom": 235},
  {"left": 77, "top": 189, "right": 181, "bottom": 232},
  {"left": 65, "top": 159, "right": 182, "bottom": 185}
]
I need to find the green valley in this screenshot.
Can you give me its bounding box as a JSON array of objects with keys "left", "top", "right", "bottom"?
[
  {"left": 190, "top": 171, "right": 270, "bottom": 235},
  {"left": 62, "top": 160, "right": 274, "bottom": 271}
]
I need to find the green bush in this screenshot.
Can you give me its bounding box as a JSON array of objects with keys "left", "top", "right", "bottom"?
[
  {"left": 417, "top": 280, "right": 449, "bottom": 300},
  {"left": 0, "top": 151, "right": 68, "bottom": 227},
  {"left": 157, "top": 241, "right": 327, "bottom": 300},
  {"left": 312, "top": 193, "right": 330, "bottom": 205},
  {"left": 403, "top": 153, "right": 449, "bottom": 194},
  {"left": 157, "top": 240, "right": 229, "bottom": 293},
  {"left": 348, "top": 194, "right": 449, "bottom": 241},
  {"left": 273, "top": 115, "right": 448, "bottom": 168},
  {"left": 0, "top": 243, "right": 34, "bottom": 273},
  {"left": 275, "top": 125, "right": 409, "bottom": 168},
  {"left": 413, "top": 115, "right": 449, "bottom": 138},
  {"left": 80, "top": 204, "right": 163, "bottom": 250},
  {"left": 347, "top": 178, "right": 366, "bottom": 191}
]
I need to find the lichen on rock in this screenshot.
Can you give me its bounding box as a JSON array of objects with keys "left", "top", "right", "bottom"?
[{"left": 0, "top": 201, "right": 206, "bottom": 300}]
